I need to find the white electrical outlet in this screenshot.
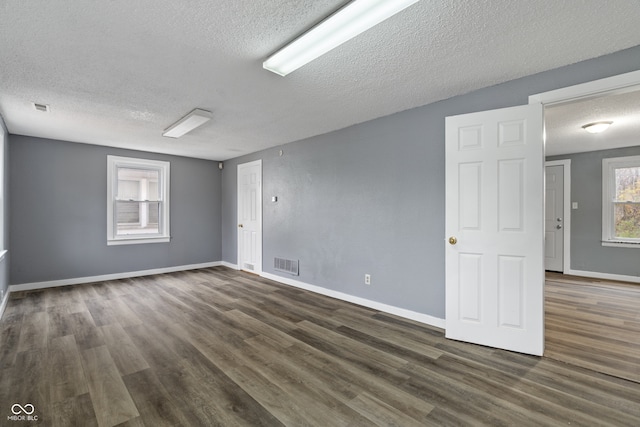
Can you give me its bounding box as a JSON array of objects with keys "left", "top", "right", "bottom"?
[{"left": 364, "top": 274, "right": 371, "bottom": 285}]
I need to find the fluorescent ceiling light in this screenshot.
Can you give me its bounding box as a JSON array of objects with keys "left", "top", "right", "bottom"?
[
  {"left": 162, "top": 109, "right": 212, "bottom": 138},
  {"left": 582, "top": 121, "right": 613, "bottom": 134},
  {"left": 263, "top": 0, "right": 420, "bottom": 76}
]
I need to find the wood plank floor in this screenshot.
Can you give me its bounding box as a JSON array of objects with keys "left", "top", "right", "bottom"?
[
  {"left": 0, "top": 267, "right": 638, "bottom": 426},
  {"left": 545, "top": 272, "right": 640, "bottom": 384}
]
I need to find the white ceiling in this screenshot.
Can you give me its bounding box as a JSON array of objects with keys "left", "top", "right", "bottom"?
[
  {"left": 1, "top": 0, "right": 640, "bottom": 161},
  {"left": 545, "top": 88, "right": 640, "bottom": 156}
]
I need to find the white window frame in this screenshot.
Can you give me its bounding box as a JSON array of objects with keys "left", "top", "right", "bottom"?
[
  {"left": 602, "top": 155, "right": 640, "bottom": 248},
  {"left": 107, "top": 155, "right": 170, "bottom": 245}
]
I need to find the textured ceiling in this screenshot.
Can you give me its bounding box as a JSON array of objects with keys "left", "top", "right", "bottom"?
[
  {"left": 1, "top": 0, "right": 640, "bottom": 160},
  {"left": 545, "top": 88, "right": 640, "bottom": 156}
]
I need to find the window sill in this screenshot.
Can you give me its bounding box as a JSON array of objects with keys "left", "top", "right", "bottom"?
[
  {"left": 601, "top": 240, "right": 640, "bottom": 248},
  {"left": 108, "top": 236, "right": 170, "bottom": 246}
]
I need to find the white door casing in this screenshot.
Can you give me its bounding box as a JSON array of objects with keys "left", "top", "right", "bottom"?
[
  {"left": 545, "top": 165, "right": 564, "bottom": 272},
  {"left": 445, "top": 103, "right": 545, "bottom": 356},
  {"left": 237, "top": 160, "right": 262, "bottom": 274}
]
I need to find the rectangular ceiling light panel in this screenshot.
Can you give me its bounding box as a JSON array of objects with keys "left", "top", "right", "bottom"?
[
  {"left": 162, "top": 108, "right": 212, "bottom": 138},
  {"left": 263, "top": 0, "right": 420, "bottom": 76}
]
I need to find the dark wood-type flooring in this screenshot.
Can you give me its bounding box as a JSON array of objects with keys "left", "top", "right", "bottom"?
[
  {"left": 545, "top": 272, "right": 640, "bottom": 384},
  {"left": 1, "top": 267, "right": 639, "bottom": 426}
]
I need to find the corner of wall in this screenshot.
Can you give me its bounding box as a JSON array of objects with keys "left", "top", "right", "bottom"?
[{"left": 0, "top": 116, "right": 8, "bottom": 305}]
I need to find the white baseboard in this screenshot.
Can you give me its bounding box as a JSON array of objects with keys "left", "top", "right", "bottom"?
[
  {"left": 9, "top": 261, "right": 223, "bottom": 293},
  {"left": 5, "top": 261, "right": 446, "bottom": 329},
  {"left": 564, "top": 268, "right": 640, "bottom": 284},
  {"left": 221, "top": 261, "right": 239, "bottom": 270},
  {"left": 260, "top": 272, "right": 445, "bottom": 329},
  {"left": 0, "top": 291, "right": 8, "bottom": 321}
]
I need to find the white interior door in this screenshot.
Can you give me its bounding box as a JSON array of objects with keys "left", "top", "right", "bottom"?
[
  {"left": 445, "top": 103, "right": 544, "bottom": 356},
  {"left": 545, "top": 165, "right": 564, "bottom": 272},
  {"left": 237, "top": 160, "right": 262, "bottom": 274}
]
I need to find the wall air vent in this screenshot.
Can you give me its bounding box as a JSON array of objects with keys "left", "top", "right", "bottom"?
[
  {"left": 33, "top": 103, "right": 50, "bottom": 112},
  {"left": 274, "top": 257, "right": 299, "bottom": 276}
]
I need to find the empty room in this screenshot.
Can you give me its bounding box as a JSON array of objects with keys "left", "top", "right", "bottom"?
[{"left": 1, "top": 1, "right": 640, "bottom": 426}]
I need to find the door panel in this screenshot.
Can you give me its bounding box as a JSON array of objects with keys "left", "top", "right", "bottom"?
[
  {"left": 238, "top": 160, "right": 262, "bottom": 273},
  {"left": 459, "top": 253, "right": 482, "bottom": 322},
  {"left": 498, "top": 159, "right": 524, "bottom": 231},
  {"left": 445, "top": 103, "right": 544, "bottom": 356},
  {"left": 498, "top": 255, "right": 524, "bottom": 328},
  {"left": 459, "top": 163, "right": 482, "bottom": 230}
]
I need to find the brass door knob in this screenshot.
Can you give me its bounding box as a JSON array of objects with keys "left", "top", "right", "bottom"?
[
  {"left": 449, "top": 236, "right": 457, "bottom": 245},
  {"left": 238, "top": 224, "right": 244, "bottom": 228}
]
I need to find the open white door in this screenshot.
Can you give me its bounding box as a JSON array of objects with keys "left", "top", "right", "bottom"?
[
  {"left": 445, "top": 103, "right": 544, "bottom": 356},
  {"left": 237, "top": 160, "right": 262, "bottom": 274}
]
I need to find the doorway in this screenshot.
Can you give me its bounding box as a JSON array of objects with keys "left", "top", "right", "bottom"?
[
  {"left": 544, "top": 160, "right": 570, "bottom": 273},
  {"left": 535, "top": 71, "right": 640, "bottom": 376}
]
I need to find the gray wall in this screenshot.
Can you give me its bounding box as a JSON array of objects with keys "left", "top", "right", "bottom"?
[
  {"left": 548, "top": 146, "right": 640, "bottom": 276},
  {"left": 0, "top": 116, "right": 8, "bottom": 301},
  {"left": 10, "top": 136, "right": 222, "bottom": 284},
  {"left": 222, "top": 45, "right": 640, "bottom": 319}
]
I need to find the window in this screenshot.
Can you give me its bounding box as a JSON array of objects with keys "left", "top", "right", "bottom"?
[
  {"left": 602, "top": 155, "right": 640, "bottom": 247},
  {"left": 107, "top": 156, "right": 170, "bottom": 245}
]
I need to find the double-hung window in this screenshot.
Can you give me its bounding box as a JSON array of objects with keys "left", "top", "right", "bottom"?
[
  {"left": 602, "top": 155, "right": 640, "bottom": 247},
  {"left": 107, "top": 156, "right": 170, "bottom": 245}
]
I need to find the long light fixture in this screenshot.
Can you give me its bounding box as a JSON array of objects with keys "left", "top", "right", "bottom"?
[
  {"left": 162, "top": 109, "right": 212, "bottom": 138},
  {"left": 263, "top": 0, "right": 420, "bottom": 76},
  {"left": 582, "top": 121, "right": 613, "bottom": 134}
]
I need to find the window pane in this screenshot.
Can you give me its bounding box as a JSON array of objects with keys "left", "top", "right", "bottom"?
[
  {"left": 116, "top": 201, "right": 139, "bottom": 224},
  {"left": 614, "top": 203, "right": 640, "bottom": 238},
  {"left": 148, "top": 202, "right": 159, "bottom": 224},
  {"left": 117, "top": 180, "right": 139, "bottom": 200},
  {"left": 149, "top": 181, "right": 159, "bottom": 201},
  {"left": 116, "top": 201, "right": 160, "bottom": 235},
  {"left": 614, "top": 167, "right": 640, "bottom": 202},
  {"left": 117, "top": 167, "right": 160, "bottom": 201}
]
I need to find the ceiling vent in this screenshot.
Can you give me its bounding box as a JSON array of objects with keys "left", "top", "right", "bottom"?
[{"left": 33, "top": 103, "right": 50, "bottom": 112}]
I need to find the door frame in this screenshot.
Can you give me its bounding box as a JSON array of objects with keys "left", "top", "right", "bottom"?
[
  {"left": 545, "top": 160, "right": 571, "bottom": 273},
  {"left": 237, "top": 159, "right": 263, "bottom": 274},
  {"left": 531, "top": 69, "right": 640, "bottom": 279},
  {"left": 529, "top": 70, "right": 640, "bottom": 106}
]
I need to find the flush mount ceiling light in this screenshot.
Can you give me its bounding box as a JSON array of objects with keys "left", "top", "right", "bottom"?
[
  {"left": 582, "top": 121, "right": 613, "bottom": 134},
  {"left": 162, "top": 109, "right": 212, "bottom": 138},
  {"left": 263, "top": 0, "right": 420, "bottom": 76}
]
